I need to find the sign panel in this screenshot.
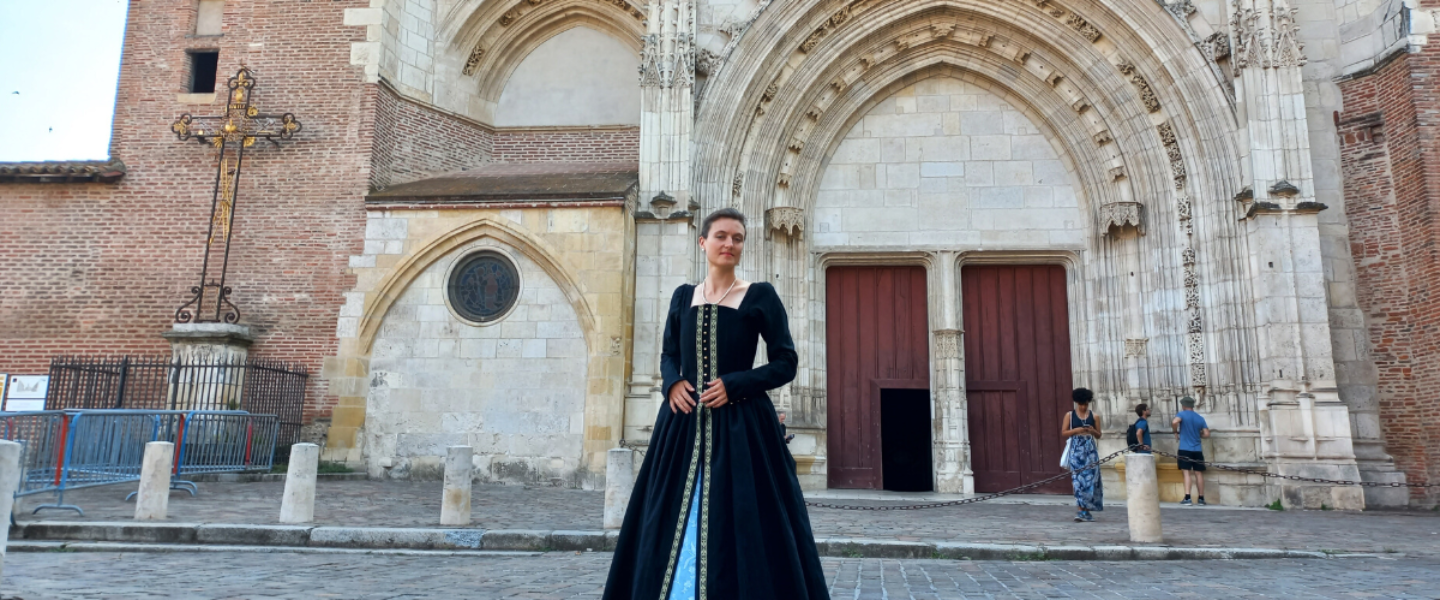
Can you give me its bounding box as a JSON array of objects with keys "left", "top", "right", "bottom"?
[{"left": 4, "top": 374, "right": 49, "bottom": 412}]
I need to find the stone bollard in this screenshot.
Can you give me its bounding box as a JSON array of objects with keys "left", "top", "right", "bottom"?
[
  {"left": 279, "top": 443, "right": 320, "bottom": 524},
  {"left": 134, "top": 441, "right": 175, "bottom": 521},
  {"left": 1124, "top": 452, "right": 1163, "bottom": 543},
  {"left": 0, "top": 440, "right": 24, "bottom": 582},
  {"left": 441, "top": 446, "right": 474, "bottom": 526},
  {"left": 604, "top": 447, "right": 635, "bottom": 529}
]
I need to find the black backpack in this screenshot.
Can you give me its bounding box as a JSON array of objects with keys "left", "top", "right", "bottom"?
[{"left": 1125, "top": 422, "right": 1140, "bottom": 448}]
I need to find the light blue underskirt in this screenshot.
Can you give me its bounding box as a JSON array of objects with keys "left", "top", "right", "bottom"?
[{"left": 667, "top": 471, "right": 702, "bottom": 600}]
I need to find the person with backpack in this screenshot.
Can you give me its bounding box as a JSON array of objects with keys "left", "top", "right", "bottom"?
[{"left": 1127, "top": 403, "right": 1152, "bottom": 453}]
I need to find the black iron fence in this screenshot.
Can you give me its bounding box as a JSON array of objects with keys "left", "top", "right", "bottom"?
[{"left": 44, "top": 355, "right": 308, "bottom": 457}]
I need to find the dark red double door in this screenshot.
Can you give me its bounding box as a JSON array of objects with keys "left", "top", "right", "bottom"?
[{"left": 825, "top": 264, "right": 1073, "bottom": 494}]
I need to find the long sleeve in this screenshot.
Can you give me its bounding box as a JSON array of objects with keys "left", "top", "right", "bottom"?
[
  {"left": 720, "top": 283, "right": 798, "bottom": 400},
  {"left": 658, "top": 284, "right": 689, "bottom": 401}
]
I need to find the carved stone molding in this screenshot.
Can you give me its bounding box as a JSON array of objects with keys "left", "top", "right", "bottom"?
[
  {"left": 1201, "top": 32, "right": 1231, "bottom": 61},
  {"left": 799, "top": 4, "right": 853, "bottom": 53},
  {"left": 1156, "top": 122, "right": 1187, "bottom": 190},
  {"left": 1064, "top": 12, "right": 1102, "bottom": 42},
  {"left": 695, "top": 48, "right": 721, "bottom": 78},
  {"left": 1116, "top": 61, "right": 1161, "bottom": 113},
  {"left": 638, "top": 34, "right": 663, "bottom": 86},
  {"left": 1099, "top": 201, "right": 1145, "bottom": 236},
  {"left": 766, "top": 207, "right": 805, "bottom": 239},
  {"left": 1024, "top": 0, "right": 1105, "bottom": 44},
  {"left": 1124, "top": 338, "right": 1148, "bottom": 358},
  {"left": 462, "top": 43, "right": 486, "bottom": 76},
  {"left": 934, "top": 329, "right": 962, "bottom": 360},
  {"left": 1165, "top": 0, "right": 1197, "bottom": 19}
]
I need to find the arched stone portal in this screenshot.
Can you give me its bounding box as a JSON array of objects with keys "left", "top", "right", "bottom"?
[{"left": 663, "top": 0, "right": 1374, "bottom": 506}]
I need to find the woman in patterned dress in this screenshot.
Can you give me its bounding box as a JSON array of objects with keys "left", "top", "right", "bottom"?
[
  {"left": 1061, "top": 387, "right": 1103, "bottom": 522},
  {"left": 603, "top": 208, "right": 830, "bottom": 600}
]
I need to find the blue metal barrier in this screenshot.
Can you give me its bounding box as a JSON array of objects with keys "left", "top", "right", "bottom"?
[{"left": 0, "top": 409, "right": 278, "bottom": 516}]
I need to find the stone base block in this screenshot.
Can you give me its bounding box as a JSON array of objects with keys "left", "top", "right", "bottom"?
[{"left": 1358, "top": 465, "right": 1411, "bottom": 508}]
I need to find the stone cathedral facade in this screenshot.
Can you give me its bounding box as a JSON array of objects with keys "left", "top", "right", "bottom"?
[{"left": 3, "top": 0, "right": 1440, "bottom": 509}]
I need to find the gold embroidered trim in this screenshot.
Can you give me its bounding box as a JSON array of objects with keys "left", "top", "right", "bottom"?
[
  {"left": 699, "top": 304, "right": 719, "bottom": 600},
  {"left": 657, "top": 302, "right": 711, "bottom": 600}
]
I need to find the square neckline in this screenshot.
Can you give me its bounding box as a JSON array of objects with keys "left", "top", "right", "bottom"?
[{"left": 685, "top": 282, "right": 762, "bottom": 313}]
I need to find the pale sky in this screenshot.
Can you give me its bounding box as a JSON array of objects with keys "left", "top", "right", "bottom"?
[{"left": 0, "top": 0, "right": 129, "bottom": 162}]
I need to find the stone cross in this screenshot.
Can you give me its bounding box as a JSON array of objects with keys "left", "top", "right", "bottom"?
[{"left": 169, "top": 66, "right": 302, "bottom": 324}]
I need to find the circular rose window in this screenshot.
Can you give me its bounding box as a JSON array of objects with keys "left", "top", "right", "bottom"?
[{"left": 447, "top": 251, "right": 521, "bottom": 324}]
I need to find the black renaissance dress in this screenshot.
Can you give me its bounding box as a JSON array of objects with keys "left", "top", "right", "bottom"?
[{"left": 603, "top": 282, "right": 830, "bottom": 600}]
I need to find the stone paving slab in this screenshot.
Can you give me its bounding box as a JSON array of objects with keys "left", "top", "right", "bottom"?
[
  {"left": 15, "top": 480, "right": 1440, "bottom": 556},
  {"left": 7, "top": 551, "right": 1440, "bottom": 599}
]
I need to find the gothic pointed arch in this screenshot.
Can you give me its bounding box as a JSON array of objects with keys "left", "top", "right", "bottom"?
[
  {"left": 356, "top": 217, "right": 600, "bottom": 354},
  {"left": 441, "top": 0, "right": 647, "bottom": 122},
  {"left": 693, "top": 0, "right": 1263, "bottom": 444}
]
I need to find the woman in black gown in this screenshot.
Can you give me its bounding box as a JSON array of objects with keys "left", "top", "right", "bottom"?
[{"left": 603, "top": 208, "right": 830, "bottom": 600}]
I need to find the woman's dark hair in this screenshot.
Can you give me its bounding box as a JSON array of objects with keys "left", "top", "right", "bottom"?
[
  {"left": 1072, "top": 388, "right": 1093, "bottom": 405},
  {"left": 700, "top": 207, "right": 747, "bottom": 238},
  {"left": 1135, "top": 403, "right": 1149, "bottom": 417}
]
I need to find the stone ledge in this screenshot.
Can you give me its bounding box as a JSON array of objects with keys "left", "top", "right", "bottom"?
[
  {"left": 187, "top": 472, "right": 368, "bottom": 483},
  {"left": 9, "top": 521, "right": 1335, "bottom": 560},
  {"left": 309, "top": 527, "right": 482, "bottom": 550},
  {"left": 195, "top": 524, "right": 312, "bottom": 546}
]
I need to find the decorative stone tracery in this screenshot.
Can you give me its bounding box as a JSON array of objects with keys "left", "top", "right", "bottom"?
[
  {"left": 1231, "top": 4, "right": 1307, "bottom": 69},
  {"left": 1100, "top": 201, "right": 1145, "bottom": 237}
]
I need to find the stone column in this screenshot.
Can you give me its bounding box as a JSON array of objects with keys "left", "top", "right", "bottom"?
[
  {"left": 627, "top": 201, "right": 697, "bottom": 445},
  {"left": 604, "top": 447, "right": 635, "bottom": 529},
  {"left": 0, "top": 440, "right": 23, "bottom": 581},
  {"left": 764, "top": 207, "right": 806, "bottom": 419},
  {"left": 933, "top": 251, "right": 971, "bottom": 494},
  {"left": 1099, "top": 191, "right": 1151, "bottom": 411},
  {"left": 1124, "top": 452, "right": 1163, "bottom": 543},
  {"left": 637, "top": 0, "right": 694, "bottom": 210},
  {"left": 162, "top": 323, "right": 254, "bottom": 411},
  {"left": 441, "top": 446, "right": 473, "bottom": 526},
  {"left": 629, "top": 0, "right": 698, "bottom": 449},
  {"left": 134, "top": 441, "right": 174, "bottom": 521},
  {"left": 280, "top": 443, "right": 319, "bottom": 523},
  {"left": 1231, "top": 0, "right": 1365, "bottom": 510}
]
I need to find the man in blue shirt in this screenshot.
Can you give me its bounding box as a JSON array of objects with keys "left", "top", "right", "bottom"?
[{"left": 1171, "top": 396, "right": 1210, "bottom": 506}]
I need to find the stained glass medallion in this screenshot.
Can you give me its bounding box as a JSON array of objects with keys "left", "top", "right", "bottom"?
[{"left": 447, "top": 252, "right": 521, "bottom": 324}]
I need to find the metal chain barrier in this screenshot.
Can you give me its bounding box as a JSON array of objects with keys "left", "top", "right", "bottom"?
[
  {"left": 1144, "top": 447, "right": 1440, "bottom": 488},
  {"left": 618, "top": 439, "right": 647, "bottom": 460},
  {"left": 804, "top": 446, "right": 1135, "bottom": 511}
]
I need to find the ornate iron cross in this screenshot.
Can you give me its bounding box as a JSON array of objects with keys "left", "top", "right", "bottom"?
[{"left": 169, "top": 67, "right": 301, "bottom": 324}]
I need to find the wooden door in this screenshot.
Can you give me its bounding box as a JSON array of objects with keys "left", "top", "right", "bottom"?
[
  {"left": 962, "top": 265, "right": 1073, "bottom": 494},
  {"left": 826, "top": 266, "right": 930, "bottom": 489}
]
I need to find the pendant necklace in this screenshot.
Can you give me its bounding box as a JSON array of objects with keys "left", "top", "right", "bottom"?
[{"left": 699, "top": 278, "right": 738, "bottom": 305}]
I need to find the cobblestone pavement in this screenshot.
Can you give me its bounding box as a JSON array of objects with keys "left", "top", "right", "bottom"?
[
  {"left": 18, "top": 480, "right": 1440, "bottom": 555},
  {"left": 6, "top": 551, "right": 1440, "bottom": 599}
]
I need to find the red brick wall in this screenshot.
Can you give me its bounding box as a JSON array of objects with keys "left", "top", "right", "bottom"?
[
  {"left": 1339, "top": 43, "right": 1440, "bottom": 504},
  {"left": 492, "top": 127, "right": 639, "bottom": 162},
  {"left": 369, "top": 83, "right": 493, "bottom": 190},
  {"left": 0, "top": 0, "right": 375, "bottom": 422}
]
